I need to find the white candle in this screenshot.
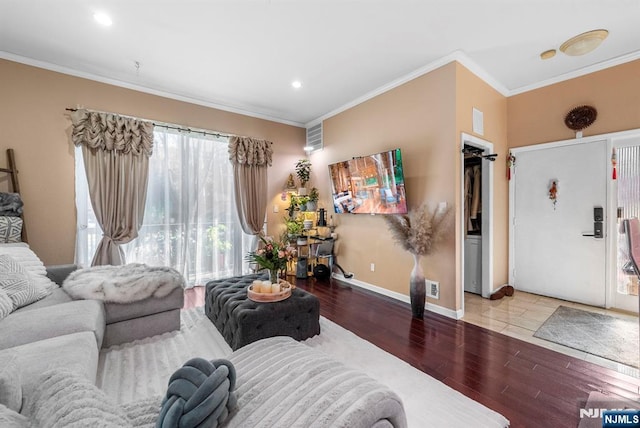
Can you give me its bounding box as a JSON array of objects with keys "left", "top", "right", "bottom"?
[
  {"left": 251, "top": 280, "right": 262, "bottom": 292},
  {"left": 271, "top": 283, "right": 281, "bottom": 293},
  {"left": 261, "top": 281, "right": 272, "bottom": 293}
]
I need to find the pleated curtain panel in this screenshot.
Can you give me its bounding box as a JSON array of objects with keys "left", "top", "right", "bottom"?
[
  {"left": 228, "top": 136, "right": 273, "bottom": 235},
  {"left": 71, "top": 109, "right": 154, "bottom": 266}
]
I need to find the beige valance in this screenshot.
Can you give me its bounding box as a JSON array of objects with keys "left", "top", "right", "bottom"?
[
  {"left": 70, "top": 109, "right": 154, "bottom": 157},
  {"left": 228, "top": 136, "right": 273, "bottom": 166}
]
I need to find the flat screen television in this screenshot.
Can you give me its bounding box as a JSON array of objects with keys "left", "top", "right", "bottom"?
[{"left": 328, "top": 148, "right": 408, "bottom": 215}]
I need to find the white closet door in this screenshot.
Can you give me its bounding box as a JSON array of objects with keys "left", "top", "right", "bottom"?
[{"left": 512, "top": 140, "right": 607, "bottom": 306}]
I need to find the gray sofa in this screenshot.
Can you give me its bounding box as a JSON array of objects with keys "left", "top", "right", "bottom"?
[
  {"left": 0, "top": 267, "right": 407, "bottom": 427},
  {"left": 0, "top": 264, "right": 183, "bottom": 423}
]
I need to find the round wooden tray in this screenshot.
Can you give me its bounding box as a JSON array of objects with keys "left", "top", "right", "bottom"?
[{"left": 247, "top": 281, "right": 292, "bottom": 303}]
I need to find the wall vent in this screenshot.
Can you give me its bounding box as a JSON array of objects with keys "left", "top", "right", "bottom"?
[
  {"left": 305, "top": 122, "right": 323, "bottom": 153},
  {"left": 426, "top": 279, "right": 440, "bottom": 299}
]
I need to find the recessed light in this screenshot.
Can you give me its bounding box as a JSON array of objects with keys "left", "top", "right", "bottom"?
[
  {"left": 291, "top": 80, "right": 302, "bottom": 89},
  {"left": 540, "top": 49, "right": 557, "bottom": 60},
  {"left": 93, "top": 12, "right": 113, "bottom": 26}
]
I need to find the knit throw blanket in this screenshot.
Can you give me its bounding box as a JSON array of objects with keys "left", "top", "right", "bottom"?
[
  {"left": 225, "top": 337, "right": 407, "bottom": 428},
  {"left": 62, "top": 264, "right": 185, "bottom": 304}
]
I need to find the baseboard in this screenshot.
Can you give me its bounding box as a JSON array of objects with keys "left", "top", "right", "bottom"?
[{"left": 332, "top": 273, "right": 463, "bottom": 320}]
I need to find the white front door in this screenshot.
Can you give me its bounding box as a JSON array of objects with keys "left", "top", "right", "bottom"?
[{"left": 512, "top": 140, "right": 607, "bottom": 306}]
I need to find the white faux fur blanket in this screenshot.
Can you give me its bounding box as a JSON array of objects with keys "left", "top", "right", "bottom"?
[{"left": 62, "top": 264, "right": 185, "bottom": 303}]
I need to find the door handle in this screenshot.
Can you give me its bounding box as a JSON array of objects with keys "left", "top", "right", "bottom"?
[{"left": 582, "top": 221, "right": 603, "bottom": 238}]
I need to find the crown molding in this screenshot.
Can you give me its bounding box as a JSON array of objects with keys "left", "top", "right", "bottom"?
[
  {"left": 0, "top": 51, "right": 306, "bottom": 128},
  {"left": 304, "top": 50, "right": 509, "bottom": 128},
  {"left": 509, "top": 49, "right": 640, "bottom": 96},
  {"left": 5, "top": 47, "right": 639, "bottom": 130},
  {"left": 305, "top": 49, "right": 640, "bottom": 128}
]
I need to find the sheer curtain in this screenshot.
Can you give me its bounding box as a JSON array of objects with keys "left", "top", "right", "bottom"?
[{"left": 76, "top": 127, "right": 253, "bottom": 286}]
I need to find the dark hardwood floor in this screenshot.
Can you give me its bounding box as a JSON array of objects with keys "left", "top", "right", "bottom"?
[
  {"left": 187, "top": 276, "right": 640, "bottom": 427},
  {"left": 295, "top": 277, "right": 640, "bottom": 428}
]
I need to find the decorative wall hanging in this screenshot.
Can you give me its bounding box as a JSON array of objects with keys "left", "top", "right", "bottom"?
[
  {"left": 506, "top": 153, "right": 516, "bottom": 180},
  {"left": 548, "top": 180, "right": 559, "bottom": 210},
  {"left": 564, "top": 105, "right": 597, "bottom": 138},
  {"left": 611, "top": 147, "right": 617, "bottom": 180}
]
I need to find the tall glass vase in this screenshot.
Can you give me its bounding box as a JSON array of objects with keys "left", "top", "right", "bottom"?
[
  {"left": 268, "top": 269, "right": 279, "bottom": 284},
  {"left": 409, "top": 253, "right": 426, "bottom": 319}
]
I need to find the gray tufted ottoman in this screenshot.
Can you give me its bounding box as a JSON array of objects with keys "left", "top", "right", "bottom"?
[{"left": 204, "top": 273, "right": 320, "bottom": 350}]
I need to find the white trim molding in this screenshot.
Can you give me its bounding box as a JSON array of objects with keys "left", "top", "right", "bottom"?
[
  {"left": 509, "top": 50, "right": 640, "bottom": 96},
  {"left": 305, "top": 51, "right": 509, "bottom": 128},
  {"left": 332, "top": 273, "right": 464, "bottom": 320},
  {"left": 0, "top": 51, "right": 306, "bottom": 128}
]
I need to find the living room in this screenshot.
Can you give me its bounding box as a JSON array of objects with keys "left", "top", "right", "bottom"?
[{"left": 1, "top": 2, "right": 640, "bottom": 427}]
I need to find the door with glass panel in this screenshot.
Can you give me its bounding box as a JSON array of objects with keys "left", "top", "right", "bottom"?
[{"left": 613, "top": 140, "right": 640, "bottom": 313}]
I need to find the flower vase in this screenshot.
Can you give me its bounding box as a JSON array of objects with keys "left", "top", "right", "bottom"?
[
  {"left": 268, "top": 269, "right": 279, "bottom": 284},
  {"left": 409, "top": 254, "right": 426, "bottom": 319}
]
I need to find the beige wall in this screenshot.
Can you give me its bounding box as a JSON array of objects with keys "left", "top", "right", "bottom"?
[
  {"left": 9, "top": 51, "right": 628, "bottom": 312},
  {"left": 308, "top": 61, "right": 508, "bottom": 313},
  {"left": 0, "top": 59, "right": 305, "bottom": 265},
  {"left": 508, "top": 59, "right": 640, "bottom": 147},
  {"left": 455, "top": 63, "right": 509, "bottom": 300},
  {"left": 311, "top": 63, "right": 459, "bottom": 310}
]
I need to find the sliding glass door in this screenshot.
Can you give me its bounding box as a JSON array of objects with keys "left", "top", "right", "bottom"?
[{"left": 614, "top": 142, "right": 640, "bottom": 312}]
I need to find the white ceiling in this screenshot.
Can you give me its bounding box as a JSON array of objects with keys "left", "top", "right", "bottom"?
[{"left": 1, "top": 0, "right": 639, "bottom": 127}]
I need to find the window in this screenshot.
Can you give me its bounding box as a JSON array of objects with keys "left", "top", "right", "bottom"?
[{"left": 75, "top": 127, "right": 254, "bottom": 286}]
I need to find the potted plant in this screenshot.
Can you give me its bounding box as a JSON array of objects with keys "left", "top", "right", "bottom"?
[
  {"left": 296, "top": 195, "right": 310, "bottom": 212},
  {"left": 307, "top": 187, "right": 319, "bottom": 211},
  {"left": 295, "top": 159, "right": 311, "bottom": 195},
  {"left": 285, "top": 217, "right": 304, "bottom": 240}
]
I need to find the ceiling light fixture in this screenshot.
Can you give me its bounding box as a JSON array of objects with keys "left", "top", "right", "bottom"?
[
  {"left": 291, "top": 80, "right": 302, "bottom": 89},
  {"left": 93, "top": 12, "right": 113, "bottom": 26},
  {"left": 559, "top": 29, "right": 608, "bottom": 56},
  {"left": 540, "top": 49, "right": 556, "bottom": 60}
]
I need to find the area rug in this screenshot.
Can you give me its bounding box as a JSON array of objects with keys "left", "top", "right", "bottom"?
[
  {"left": 533, "top": 306, "right": 639, "bottom": 368},
  {"left": 98, "top": 307, "right": 509, "bottom": 428}
]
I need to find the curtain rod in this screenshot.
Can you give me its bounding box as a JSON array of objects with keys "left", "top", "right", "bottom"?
[{"left": 65, "top": 107, "right": 234, "bottom": 140}]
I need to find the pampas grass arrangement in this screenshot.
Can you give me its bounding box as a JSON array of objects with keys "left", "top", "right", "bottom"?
[
  {"left": 384, "top": 204, "right": 452, "bottom": 256},
  {"left": 385, "top": 204, "right": 453, "bottom": 319}
]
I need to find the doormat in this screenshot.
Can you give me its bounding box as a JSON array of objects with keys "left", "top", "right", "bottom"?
[{"left": 533, "top": 306, "right": 639, "bottom": 368}]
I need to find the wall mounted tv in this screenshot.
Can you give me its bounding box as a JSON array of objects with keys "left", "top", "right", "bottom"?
[{"left": 328, "top": 148, "right": 408, "bottom": 215}]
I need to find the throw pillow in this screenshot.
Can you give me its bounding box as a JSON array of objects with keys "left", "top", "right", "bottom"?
[
  {"left": 0, "top": 352, "right": 22, "bottom": 413},
  {"left": 0, "top": 403, "right": 28, "bottom": 428},
  {"left": 25, "top": 369, "right": 133, "bottom": 428},
  {"left": 157, "top": 358, "right": 237, "bottom": 428},
  {"left": 0, "top": 254, "right": 49, "bottom": 309},
  {"left": 0, "top": 217, "right": 22, "bottom": 244},
  {"left": 0, "top": 243, "right": 58, "bottom": 293},
  {"left": 0, "top": 288, "right": 13, "bottom": 321}
]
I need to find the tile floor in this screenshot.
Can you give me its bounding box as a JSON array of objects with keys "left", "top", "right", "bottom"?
[{"left": 462, "top": 290, "right": 640, "bottom": 377}]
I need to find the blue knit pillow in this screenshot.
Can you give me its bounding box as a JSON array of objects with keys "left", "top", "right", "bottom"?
[{"left": 156, "top": 358, "right": 237, "bottom": 428}]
